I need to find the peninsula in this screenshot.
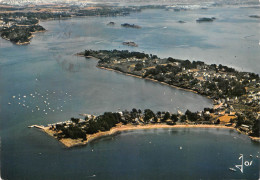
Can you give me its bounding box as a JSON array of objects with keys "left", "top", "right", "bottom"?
[{"left": 33, "top": 50, "right": 260, "bottom": 148}]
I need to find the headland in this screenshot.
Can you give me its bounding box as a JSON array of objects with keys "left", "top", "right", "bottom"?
[{"left": 32, "top": 50, "right": 260, "bottom": 148}]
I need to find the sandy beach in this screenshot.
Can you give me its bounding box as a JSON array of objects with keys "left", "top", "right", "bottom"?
[{"left": 38, "top": 123, "right": 242, "bottom": 148}]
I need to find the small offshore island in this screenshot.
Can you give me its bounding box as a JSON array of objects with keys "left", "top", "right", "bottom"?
[
  {"left": 122, "top": 41, "right": 138, "bottom": 47},
  {"left": 121, "top": 23, "right": 141, "bottom": 29},
  {"left": 33, "top": 50, "right": 260, "bottom": 148},
  {"left": 196, "top": 17, "right": 216, "bottom": 23}
]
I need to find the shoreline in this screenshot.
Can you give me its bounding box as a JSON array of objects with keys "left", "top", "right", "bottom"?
[
  {"left": 36, "top": 124, "right": 258, "bottom": 148},
  {"left": 97, "top": 66, "right": 213, "bottom": 103}
]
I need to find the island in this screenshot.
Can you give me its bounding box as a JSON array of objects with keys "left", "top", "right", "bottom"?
[
  {"left": 107, "top": 22, "right": 115, "bottom": 26},
  {"left": 32, "top": 50, "right": 260, "bottom": 148},
  {"left": 196, "top": 17, "right": 216, "bottom": 22},
  {"left": 0, "top": 24, "right": 45, "bottom": 45},
  {"left": 249, "top": 15, "right": 260, "bottom": 18},
  {"left": 121, "top": 23, "right": 141, "bottom": 29},
  {"left": 122, "top": 41, "right": 138, "bottom": 47}
]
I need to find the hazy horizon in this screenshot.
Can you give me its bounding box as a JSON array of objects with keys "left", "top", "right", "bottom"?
[{"left": 0, "top": 0, "right": 259, "bottom": 6}]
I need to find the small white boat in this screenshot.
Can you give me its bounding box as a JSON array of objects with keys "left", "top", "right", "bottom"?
[{"left": 229, "top": 168, "right": 236, "bottom": 172}]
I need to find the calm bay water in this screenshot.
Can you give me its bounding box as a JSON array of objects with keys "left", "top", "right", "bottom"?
[{"left": 0, "top": 5, "right": 260, "bottom": 180}]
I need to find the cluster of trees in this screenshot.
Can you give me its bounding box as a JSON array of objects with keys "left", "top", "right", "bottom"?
[
  {"left": 118, "top": 51, "right": 149, "bottom": 59},
  {"left": 77, "top": 7, "right": 140, "bottom": 17},
  {"left": 134, "top": 62, "right": 143, "bottom": 71},
  {"left": 2, "top": 16, "right": 39, "bottom": 26},
  {"left": 85, "top": 50, "right": 150, "bottom": 61},
  {"left": 219, "top": 64, "right": 235, "bottom": 73},
  {"left": 0, "top": 25, "right": 45, "bottom": 43},
  {"left": 144, "top": 64, "right": 182, "bottom": 78},
  {"left": 0, "top": 12, "right": 71, "bottom": 20},
  {"left": 57, "top": 112, "right": 122, "bottom": 140},
  {"left": 16, "top": 19, "right": 39, "bottom": 25},
  {"left": 60, "top": 125, "right": 86, "bottom": 140},
  {"left": 88, "top": 112, "right": 122, "bottom": 132},
  {"left": 250, "top": 119, "right": 260, "bottom": 137},
  {"left": 185, "top": 110, "right": 200, "bottom": 122},
  {"left": 212, "top": 77, "right": 246, "bottom": 97},
  {"left": 234, "top": 112, "right": 259, "bottom": 137},
  {"left": 167, "top": 57, "right": 205, "bottom": 69}
]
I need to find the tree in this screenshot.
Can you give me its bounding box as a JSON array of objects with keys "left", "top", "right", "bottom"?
[
  {"left": 180, "top": 115, "right": 186, "bottom": 122},
  {"left": 185, "top": 110, "right": 199, "bottom": 122},
  {"left": 131, "top": 108, "right": 138, "bottom": 119},
  {"left": 132, "top": 108, "right": 137, "bottom": 113},
  {"left": 86, "top": 119, "right": 99, "bottom": 134},
  {"left": 62, "top": 125, "right": 86, "bottom": 140},
  {"left": 236, "top": 114, "right": 244, "bottom": 127},
  {"left": 71, "top": 118, "right": 79, "bottom": 124},
  {"left": 250, "top": 120, "right": 260, "bottom": 137},
  {"left": 231, "top": 84, "right": 246, "bottom": 97},
  {"left": 163, "top": 112, "right": 170, "bottom": 121},
  {"left": 157, "top": 111, "right": 161, "bottom": 118},
  {"left": 134, "top": 63, "right": 143, "bottom": 71},
  {"left": 154, "top": 117, "right": 158, "bottom": 123},
  {"left": 171, "top": 114, "right": 178, "bottom": 122},
  {"left": 144, "top": 109, "right": 155, "bottom": 123}
]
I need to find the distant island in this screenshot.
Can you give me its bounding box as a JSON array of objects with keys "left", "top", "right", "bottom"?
[
  {"left": 121, "top": 23, "right": 141, "bottom": 29},
  {"left": 107, "top": 22, "right": 115, "bottom": 26},
  {"left": 196, "top": 17, "right": 216, "bottom": 22},
  {"left": 32, "top": 50, "right": 260, "bottom": 148},
  {"left": 0, "top": 24, "right": 45, "bottom": 45},
  {"left": 249, "top": 15, "right": 260, "bottom": 18},
  {"left": 122, "top": 41, "right": 138, "bottom": 47}
]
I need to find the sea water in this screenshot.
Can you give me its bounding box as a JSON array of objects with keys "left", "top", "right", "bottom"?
[{"left": 0, "top": 4, "right": 260, "bottom": 180}]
